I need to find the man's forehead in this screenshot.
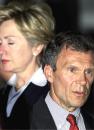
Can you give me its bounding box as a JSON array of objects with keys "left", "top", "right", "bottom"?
[{"left": 58, "top": 48, "right": 94, "bottom": 64}]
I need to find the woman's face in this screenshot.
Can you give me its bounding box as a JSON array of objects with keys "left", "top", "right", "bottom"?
[{"left": 0, "top": 20, "right": 36, "bottom": 73}]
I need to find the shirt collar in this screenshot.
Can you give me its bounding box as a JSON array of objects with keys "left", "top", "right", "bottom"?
[
  {"left": 31, "top": 67, "right": 47, "bottom": 86},
  {"left": 7, "top": 67, "right": 47, "bottom": 87},
  {"left": 45, "top": 93, "right": 80, "bottom": 129},
  {"left": 7, "top": 73, "right": 16, "bottom": 86}
]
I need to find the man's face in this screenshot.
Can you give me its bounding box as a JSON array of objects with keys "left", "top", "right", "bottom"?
[{"left": 44, "top": 48, "right": 94, "bottom": 112}]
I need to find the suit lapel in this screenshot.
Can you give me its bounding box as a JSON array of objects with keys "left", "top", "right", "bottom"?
[
  {"left": 31, "top": 96, "right": 57, "bottom": 130},
  {"left": 2, "top": 82, "right": 49, "bottom": 117},
  {"left": 81, "top": 108, "right": 94, "bottom": 130},
  {"left": 15, "top": 82, "right": 49, "bottom": 106},
  {"left": 1, "top": 85, "right": 12, "bottom": 116}
]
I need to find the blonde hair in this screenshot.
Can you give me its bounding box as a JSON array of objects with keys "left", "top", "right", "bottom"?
[{"left": 0, "top": 1, "right": 55, "bottom": 46}]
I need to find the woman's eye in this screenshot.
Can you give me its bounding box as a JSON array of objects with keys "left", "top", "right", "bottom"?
[
  {"left": 0, "top": 42, "right": 2, "bottom": 45},
  {"left": 8, "top": 42, "right": 14, "bottom": 45}
]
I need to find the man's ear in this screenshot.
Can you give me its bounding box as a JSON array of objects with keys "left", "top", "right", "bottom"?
[
  {"left": 44, "top": 65, "right": 53, "bottom": 83},
  {"left": 32, "top": 44, "right": 44, "bottom": 56}
]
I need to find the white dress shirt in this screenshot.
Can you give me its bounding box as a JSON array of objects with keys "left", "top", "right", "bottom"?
[
  {"left": 7, "top": 73, "right": 16, "bottom": 86},
  {"left": 45, "top": 93, "right": 86, "bottom": 130},
  {"left": 6, "top": 67, "right": 47, "bottom": 117}
]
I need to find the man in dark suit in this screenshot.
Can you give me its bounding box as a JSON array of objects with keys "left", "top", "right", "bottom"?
[{"left": 31, "top": 32, "right": 94, "bottom": 130}]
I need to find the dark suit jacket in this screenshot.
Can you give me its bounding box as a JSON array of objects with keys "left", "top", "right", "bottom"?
[
  {"left": 82, "top": 83, "right": 94, "bottom": 118},
  {"left": 31, "top": 95, "right": 94, "bottom": 130},
  {"left": 0, "top": 82, "right": 49, "bottom": 130}
]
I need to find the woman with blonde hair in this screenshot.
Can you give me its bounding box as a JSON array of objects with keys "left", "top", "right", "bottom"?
[{"left": 0, "top": 1, "right": 55, "bottom": 129}]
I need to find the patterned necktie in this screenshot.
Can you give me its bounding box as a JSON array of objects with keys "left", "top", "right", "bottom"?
[{"left": 67, "top": 114, "right": 79, "bottom": 130}]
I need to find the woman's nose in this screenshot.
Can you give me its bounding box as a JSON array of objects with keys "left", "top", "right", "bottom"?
[
  {"left": 0, "top": 44, "right": 3, "bottom": 51},
  {"left": 0, "top": 47, "right": 3, "bottom": 55},
  {"left": 0, "top": 44, "right": 6, "bottom": 55}
]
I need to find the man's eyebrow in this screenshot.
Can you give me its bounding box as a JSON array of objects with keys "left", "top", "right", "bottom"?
[{"left": 86, "top": 67, "right": 94, "bottom": 70}]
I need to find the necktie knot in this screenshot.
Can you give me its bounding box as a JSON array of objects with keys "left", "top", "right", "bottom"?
[
  {"left": 67, "top": 114, "right": 76, "bottom": 126},
  {"left": 67, "top": 114, "right": 79, "bottom": 130}
]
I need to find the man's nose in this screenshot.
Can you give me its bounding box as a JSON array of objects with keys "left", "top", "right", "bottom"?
[{"left": 79, "top": 73, "right": 87, "bottom": 85}]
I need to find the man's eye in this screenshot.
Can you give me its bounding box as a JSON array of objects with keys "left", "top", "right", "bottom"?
[
  {"left": 85, "top": 69, "right": 93, "bottom": 76},
  {"left": 68, "top": 67, "right": 77, "bottom": 73}
]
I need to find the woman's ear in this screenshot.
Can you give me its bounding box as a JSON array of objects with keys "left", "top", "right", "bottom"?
[
  {"left": 32, "top": 44, "right": 44, "bottom": 56},
  {"left": 44, "top": 65, "right": 53, "bottom": 83}
]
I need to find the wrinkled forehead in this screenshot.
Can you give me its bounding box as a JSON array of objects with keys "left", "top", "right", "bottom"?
[{"left": 57, "top": 47, "right": 94, "bottom": 65}]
